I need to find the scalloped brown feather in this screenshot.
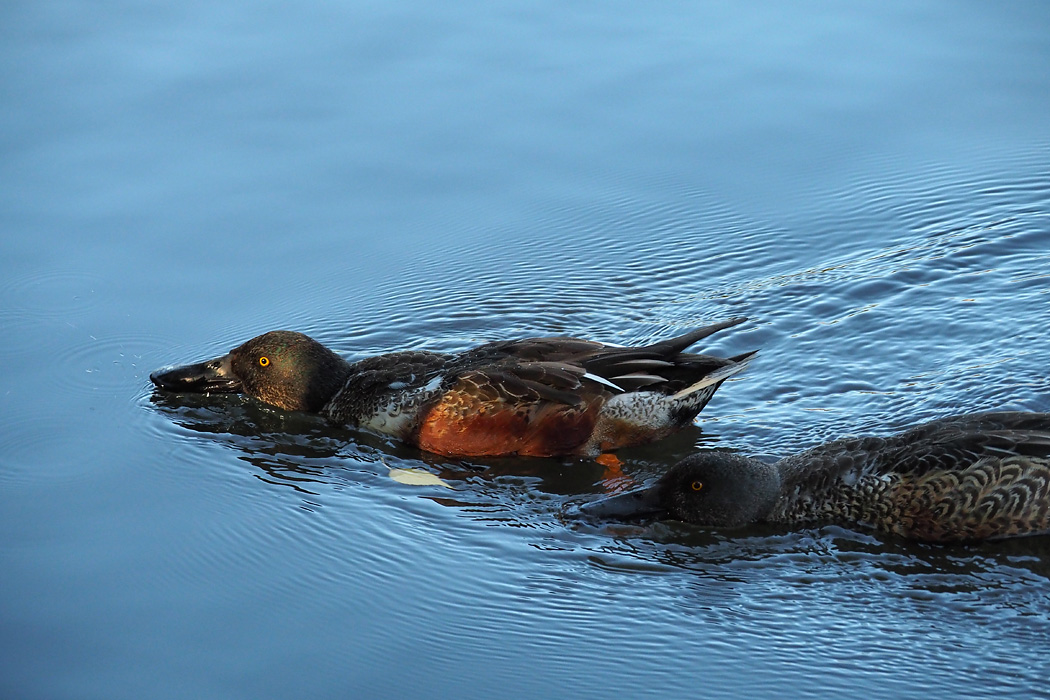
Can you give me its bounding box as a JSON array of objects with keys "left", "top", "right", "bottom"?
[{"left": 768, "top": 412, "right": 1050, "bottom": 542}]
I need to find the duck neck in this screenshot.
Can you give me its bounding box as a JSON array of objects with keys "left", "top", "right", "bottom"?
[
  {"left": 301, "top": 354, "right": 353, "bottom": 413},
  {"left": 770, "top": 452, "right": 812, "bottom": 489},
  {"left": 749, "top": 457, "right": 785, "bottom": 522}
]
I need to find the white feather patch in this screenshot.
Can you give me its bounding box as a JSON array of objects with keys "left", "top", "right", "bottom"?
[
  {"left": 670, "top": 358, "right": 752, "bottom": 400},
  {"left": 583, "top": 372, "right": 625, "bottom": 392}
]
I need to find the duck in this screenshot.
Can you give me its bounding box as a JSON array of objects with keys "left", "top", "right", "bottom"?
[
  {"left": 580, "top": 411, "right": 1050, "bottom": 542},
  {"left": 150, "top": 318, "right": 755, "bottom": 459}
]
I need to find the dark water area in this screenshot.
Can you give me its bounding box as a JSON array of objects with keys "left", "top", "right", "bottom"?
[{"left": 3, "top": 2, "right": 1050, "bottom": 698}]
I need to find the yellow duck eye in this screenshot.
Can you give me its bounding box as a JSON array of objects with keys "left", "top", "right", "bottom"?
[
  {"left": 258, "top": 356, "right": 270, "bottom": 367},
  {"left": 691, "top": 480, "right": 704, "bottom": 492}
]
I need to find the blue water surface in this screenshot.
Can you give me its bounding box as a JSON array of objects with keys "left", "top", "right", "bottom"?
[{"left": 2, "top": 2, "right": 1050, "bottom": 699}]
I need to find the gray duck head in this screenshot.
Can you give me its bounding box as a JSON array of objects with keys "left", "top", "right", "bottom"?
[
  {"left": 150, "top": 330, "right": 352, "bottom": 413},
  {"left": 581, "top": 452, "right": 781, "bottom": 527}
]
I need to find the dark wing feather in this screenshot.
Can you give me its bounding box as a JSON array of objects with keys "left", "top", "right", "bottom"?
[
  {"left": 451, "top": 317, "right": 753, "bottom": 397},
  {"left": 780, "top": 412, "right": 1050, "bottom": 491},
  {"left": 451, "top": 362, "right": 589, "bottom": 408},
  {"left": 883, "top": 412, "right": 1050, "bottom": 476},
  {"left": 639, "top": 318, "right": 749, "bottom": 355},
  {"left": 578, "top": 319, "right": 752, "bottom": 394}
]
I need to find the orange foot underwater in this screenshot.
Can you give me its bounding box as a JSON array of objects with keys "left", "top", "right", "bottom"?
[{"left": 595, "top": 452, "right": 636, "bottom": 493}]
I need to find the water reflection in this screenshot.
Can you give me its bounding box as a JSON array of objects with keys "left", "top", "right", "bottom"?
[
  {"left": 149, "top": 386, "right": 725, "bottom": 498},
  {"left": 150, "top": 385, "right": 1050, "bottom": 607},
  {"left": 150, "top": 392, "right": 357, "bottom": 494},
  {"left": 581, "top": 521, "right": 1050, "bottom": 633}
]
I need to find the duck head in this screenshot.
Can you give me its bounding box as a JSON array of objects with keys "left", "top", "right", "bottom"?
[
  {"left": 150, "top": 330, "right": 351, "bottom": 413},
  {"left": 580, "top": 452, "right": 780, "bottom": 527}
]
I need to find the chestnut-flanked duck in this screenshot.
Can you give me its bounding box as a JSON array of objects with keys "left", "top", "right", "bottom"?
[
  {"left": 581, "top": 411, "right": 1050, "bottom": 542},
  {"left": 150, "top": 318, "right": 754, "bottom": 458}
]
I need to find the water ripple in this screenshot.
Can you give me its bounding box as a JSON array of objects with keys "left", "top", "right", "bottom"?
[
  {"left": 47, "top": 333, "right": 172, "bottom": 398},
  {"left": 0, "top": 269, "right": 103, "bottom": 320}
]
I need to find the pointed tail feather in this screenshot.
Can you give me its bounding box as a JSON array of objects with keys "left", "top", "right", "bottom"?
[
  {"left": 646, "top": 317, "right": 748, "bottom": 355},
  {"left": 670, "top": 354, "right": 754, "bottom": 401},
  {"left": 728, "top": 349, "right": 759, "bottom": 364}
]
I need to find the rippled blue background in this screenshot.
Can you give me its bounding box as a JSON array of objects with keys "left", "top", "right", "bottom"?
[{"left": 3, "top": 2, "right": 1050, "bottom": 698}]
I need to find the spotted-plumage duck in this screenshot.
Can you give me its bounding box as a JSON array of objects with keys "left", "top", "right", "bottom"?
[{"left": 581, "top": 411, "right": 1050, "bottom": 542}]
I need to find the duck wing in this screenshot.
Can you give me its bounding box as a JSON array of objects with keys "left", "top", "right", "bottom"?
[
  {"left": 780, "top": 411, "right": 1050, "bottom": 486},
  {"left": 459, "top": 317, "right": 754, "bottom": 394},
  {"left": 879, "top": 411, "right": 1050, "bottom": 476},
  {"left": 776, "top": 412, "right": 1050, "bottom": 541},
  {"left": 445, "top": 359, "right": 593, "bottom": 408}
]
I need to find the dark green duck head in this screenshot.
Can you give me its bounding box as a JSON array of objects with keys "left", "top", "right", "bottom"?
[
  {"left": 150, "top": 330, "right": 351, "bottom": 413},
  {"left": 580, "top": 452, "right": 781, "bottom": 527}
]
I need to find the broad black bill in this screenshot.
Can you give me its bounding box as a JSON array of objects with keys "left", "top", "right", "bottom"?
[
  {"left": 578, "top": 484, "right": 667, "bottom": 520},
  {"left": 150, "top": 354, "right": 242, "bottom": 393}
]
